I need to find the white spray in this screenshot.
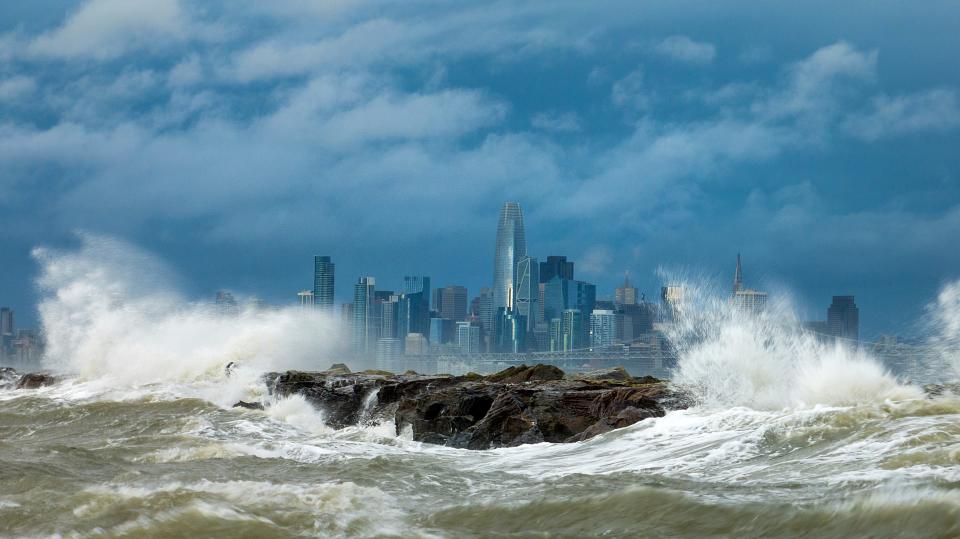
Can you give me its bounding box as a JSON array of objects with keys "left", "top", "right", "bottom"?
[{"left": 34, "top": 233, "right": 342, "bottom": 387}]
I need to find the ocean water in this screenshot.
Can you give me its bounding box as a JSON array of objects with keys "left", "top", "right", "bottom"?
[{"left": 2, "top": 235, "right": 960, "bottom": 538}]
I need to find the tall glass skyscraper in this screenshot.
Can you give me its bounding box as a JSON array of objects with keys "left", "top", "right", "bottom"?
[
  {"left": 492, "top": 202, "right": 527, "bottom": 314},
  {"left": 313, "top": 256, "right": 335, "bottom": 312},
  {"left": 514, "top": 256, "right": 539, "bottom": 332}
]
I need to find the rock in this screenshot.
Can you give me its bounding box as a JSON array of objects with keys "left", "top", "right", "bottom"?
[
  {"left": 233, "top": 400, "right": 264, "bottom": 410},
  {"left": 325, "top": 363, "right": 351, "bottom": 375},
  {"left": 225, "top": 362, "right": 239, "bottom": 376},
  {"left": 576, "top": 366, "right": 632, "bottom": 382},
  {"left": 266, "top": 364, "right": 684, "bottom": 449},
  {"left": 16, "top": 373, "right": 56, "bottom": 389},
  {"left": 486, "top": 364, "right": 564, "bottom": 384}
]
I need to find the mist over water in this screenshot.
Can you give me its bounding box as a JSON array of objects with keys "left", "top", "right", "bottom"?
[{"left": 3, "top": 236, "right": 960, "bottom": 537}]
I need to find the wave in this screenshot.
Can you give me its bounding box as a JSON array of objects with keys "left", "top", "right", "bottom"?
[{"left": 33, "top": 233, "right": 342, "bottom": 386}]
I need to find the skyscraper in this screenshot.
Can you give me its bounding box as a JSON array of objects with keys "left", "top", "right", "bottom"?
[
  {"left": 297, "top": 291, "right": 314, "bottom": 309},
  {"left": 0, "top": 308, "right": 12, "bottom": 336},
  {"left": 352, "top": 277, "right": 376, "bottom": 355},
  {"left": 731, "top": 254, "right": 768, "bottom": 314},
  {"left": 436, "top": 285, "right": 468, "bottom": 322},
  {"left": 615, "top": 271, "right": 637, "bottom": 305},
  {"left": 313, "top": 256, "right": 335, "bottom": 312},
  {"left": 492, "top": 202, "right": 527, "bottom": 314},
  {"left": 456, "top": 322, "right": 480, "bottom": 354},
  {"left": 399, "top": 276, "right": 431, "bottom": 339},
  {"left": 539, "top": 256, "right": 574, "bottom": 283},
  {"left": 828, "top": 296, "right": 860, "bottom": 341},
  {"left": 514, "top": 256, "right": 539, "bottom": 331},
  {"left": 590, "top": 309, "right": 617, "bottom": 348}
]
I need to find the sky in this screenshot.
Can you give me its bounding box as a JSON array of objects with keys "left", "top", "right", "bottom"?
[{"left": 0, "top": 0, "right": 958, "bottom": 337}]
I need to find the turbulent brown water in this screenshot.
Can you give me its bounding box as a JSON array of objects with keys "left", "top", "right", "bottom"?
[
  {"left": 2, "top": 375, "right": 960, "bottom": 538},
  {"left": 2, "top": 235, "right": 960, "bottom": 537}
]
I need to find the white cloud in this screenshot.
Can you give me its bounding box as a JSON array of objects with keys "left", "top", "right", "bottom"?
[
  {"left": 655, "top": 35, "right": 716, "bottom": 64},
  {"left": 531, "top": 111, "right": 580, "bottom": 133},
  {"left": 0, "top": 76, "right": 36, "bottom": 101},
  {"left": 26, "top": 0, "right": 217, "bottom": 60},
  {"left": 843, "top": 88, "right": 960, "bottom": 141},
  {"left": 611, "top": 68, "right": 650, "bottom": 110}
]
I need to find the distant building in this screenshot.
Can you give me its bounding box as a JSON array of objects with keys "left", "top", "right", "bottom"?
[
  {"left": 399, "top": 276, "right": 431, "bottom": 340},
  {"left": 435, "top": 285, "right": 468, "bottom": 322},
  {"left": 375, "top": 338, "right": 403, "bottom": 362},
  {"left": 730, "top": 254, "right": 768, "bottom": 314},
  {"left": 404, "top": 333, "right": 428, "bottom": 356},
  {"left": 514, "top": 256, "right": 539, "bottom": 332},
  {"left": 0, "top": 308, "right": 12, "bottom": 336},
  {"left": 379, "top": 294, "right": 401, "bottom": 340},
  {"left": 352, "top": 277, "right": 377, "bottom": 356},
  {"left": 590, "top": 309, "right": 616, "bottom": 348},
  {"left": 475, "top": 287, "right": 494, "bottom": 347},
  {"left": 494, "top": 308, "right": 526, "bottom": 353},
  {"left": 561, "top": 309, "right": 583, "bottom": 352},
  {"left": 660, "top": 286, "right": 685, "bottom": 323},
  {"left": 539, "top": 256, "right": 574, "bottom": 283},
  {"left": 297, "top": 291, "right": 314, "bottom": 309},
  {"left": 828, "top": 296, "right": 860, "bottom": 341},
  {"left": 456, "top": 322, "right": 480, "bottom": 354},
  {"left": 429, "top": 317, "right": 455, "bottom": 345},
  {"left": 313, "top": 256, "right": 335, "bottom": 312},
  {"left": 542, "top": 277, "right": 569, "bottom": 322},
  {"left": 615, "top": 271, "right": 637, "bottom": 306},
  {"left": 493, "top": 202, "right": 527, "bottom": 314}
]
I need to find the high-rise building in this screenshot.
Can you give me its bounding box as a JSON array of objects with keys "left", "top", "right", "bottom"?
[
  {"left": 542, "top": 277, "right": 569, "bottom": 322},
  {"left": 375, "top": 338, "right": 403, "bottom": 362},
  {"left": 399, "top": 276, "right": 431, "bottom": 339},
  {"left": 561, "top": 309, "right": 583, "bottom": 352},
  {"left": 730, "top": 255, "right": 767, "bottom": 314},
  {"left": 618, "top": 299, "right": 655, "bottom": 342},
  {"left": 435, "top": 285, "right": 468, "bottom": 322},
  {"left": 828, "top": 296, "right": 860, "bottom": 341},
  {"left": 404, "top": 333, "right": 428, "bottom": 356},
  {"left": 429, "top": 317, "right": 455, "bottom": 345},
  {"left": 313, "top": 256, "right": 335, "bottom": 312},
  {"left": 0, "top": 308, "right": 12, "bottom": 336},
  {"left": 297, "top": 291, "right": 314, "bottom": 309},
  {"left": 549, "top": 318, "right": 562, "bottom": 352},
  {"left": 476, "top": 287, "right": 494, "bottom": 337},
  {"left": 456, "top": 322, "right": 481, "bottom": 354},
  {"left": 661, "top": 286, "right": 685, "bottom": 323},
  {"left": 514, "top": 256, "right": 539, "bottom": 332},
  {"left": 615, "top": 271, "right": 637, "bottom": 306},
  {"left": 352, "top": 277, "right": 376, "bottom": 355},
  {"left": 379, "top": 294, "right": 401, "bottom": 340},
  {"left": 340, "top": 303, "right": 354, "bottom": 336},
  {"left": 492, "top": 202, "right": 527, "bottom": 314},
  {"left": 590, "top": 309, "right": 617, "bottom": 348},
  {"left": 494, "top": 308, "right": 527, "bottom": 353},
  {"left": 539, "top": 256, "right": 574, "bottom": 283}
]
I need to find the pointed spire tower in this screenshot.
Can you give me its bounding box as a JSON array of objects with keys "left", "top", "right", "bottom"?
[{"left": 733, "top": 253, "right": 743, "bottom": 296}]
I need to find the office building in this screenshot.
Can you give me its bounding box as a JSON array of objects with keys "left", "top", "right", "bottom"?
[
  {"left": 456, "top": 322, "right": 481, "bottom": 354},
  {"left": 297, "top": 291, "right": 314, "bottom": 309},
  {"left": 0, "top": 308, "right": 12, "bottom": 336},
  {"left": 828, "top": 296, "right": 860, "bottom": 341},
  {"left": 514, "top": 256, "right": 540, "bottom": 331},
  {"left": 494, "top": 308, "right": 527, "bottom": 353},
  {"left": 731, "top": 254, "right": 768, "bottom": 314},
  {"left": 661, "top": 286, "right": 685, "bottom": 323},
  {"left": 590, "top": 309, "right": 617, "bottom": 348},
  {"left": 404, "top": 333, "right": 428, "bottom": 356},
  {"left": 399, "top": 276, "right": 431, "bottom": 339},
  {"left": 435, "top": 285, "right": 468, "bottom": 322},
  {"left": 549, "top": 318, "right": 562, "bottom": 352},
  {"left": 492, "top": 202, "right": 527, "bottom": 314},
  {"left": 313, "top": 256, "right": 335, "bottom": 311},
  {"left": 352, "top": 277, "right": 377, "bottom": 355},
  {"left": 615, "top": 271, "right": 637, "bottom": 306},
  {"left": 540, "top": 256, "right": 574, "bottom": 283},
  {"left": 429, "top": 317, "right": 455, "bottom": 345},
  {"left": 375, "top": 338, "right": 403, "bottom": 362},
  {"left": 561, "top": 309, "right": 583, "bottom": 352}
]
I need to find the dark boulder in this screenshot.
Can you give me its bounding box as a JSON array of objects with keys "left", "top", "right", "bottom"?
[
  {"left": 233, "top": 400, "right": 265, "bottom": 410},
  {"left": 266, "top": 364, "right": 684, "bottom": 449},
  {"left": 16, "top": 373, "right": 56, "bottom": 389}
]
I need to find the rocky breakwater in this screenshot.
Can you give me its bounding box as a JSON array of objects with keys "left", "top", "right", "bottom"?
[{"left": 263, "top": 364, "right": 688, "bottom": 449}]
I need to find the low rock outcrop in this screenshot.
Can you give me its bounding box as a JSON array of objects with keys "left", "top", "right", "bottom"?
[
  {"left": 265, "top": 363, "right": 687, "bottom": 449},
  {"left": 15, "top": 373, "right": 56, "bottom": 389}
]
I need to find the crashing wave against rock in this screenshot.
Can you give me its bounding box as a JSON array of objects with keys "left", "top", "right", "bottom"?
[{"left": 264, "top": 364, "right": 690, "bottom": 449}]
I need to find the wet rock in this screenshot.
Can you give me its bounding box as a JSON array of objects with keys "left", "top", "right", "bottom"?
[
  {"left": 576, "top": 366, "right": 632, "bottom": 382},
  {"left": 486, "top": 364, "right": 564, "bottom": 384},
  {"left": 266, "top": 364, "right": 684, "bottom": 449},
  {"left": 325, "top": 363, "right": 351, "bottom": 375},
  {"left": 16, "top": 373, "right": 56, "bottom": 389},
  {"left": 233, "top": 400, "right": 265, "bottom": 410}
]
